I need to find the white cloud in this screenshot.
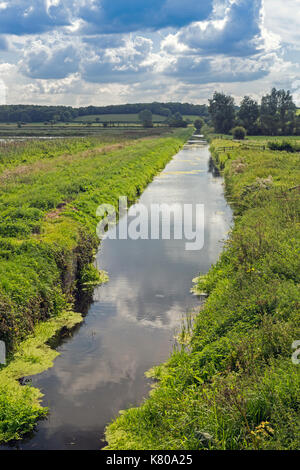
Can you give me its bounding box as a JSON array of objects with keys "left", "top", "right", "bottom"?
[
  {"left": 264, "top": 0, "right": 300, "bottom": 45},
  {"left": 0, "top": 0, "right": 299, "bottom": 105}
]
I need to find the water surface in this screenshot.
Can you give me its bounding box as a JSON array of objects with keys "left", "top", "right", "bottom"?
[{"left": 3, "top": 141, "right": 232, "bottom": 450}]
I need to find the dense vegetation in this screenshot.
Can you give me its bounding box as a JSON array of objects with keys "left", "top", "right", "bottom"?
[
  {"left": 106, "top": 138, "right": 300, "bottom": 450},
  {"left": 209, "top": 88, "right": 300, "bottom": 136},
  {"left": 0, "top": 103, "right": 208, "bottom": 124},
  {"left": 0, "top": 128, "right": 192, "bottom": 442}
]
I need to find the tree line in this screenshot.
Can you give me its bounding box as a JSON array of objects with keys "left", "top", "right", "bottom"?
[
  {"left": 0, "top": 102, "right": 208, "bottom": 124},
  {"left": 138, "top": 109, "right": 189, "bottom": 128},
  {"left": 208, "top": 88, "right": 300, "bottom": 136}
]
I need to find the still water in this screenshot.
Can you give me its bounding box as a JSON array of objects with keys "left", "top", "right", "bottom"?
[{"left": 4, "top": 140, "right": 232, "bottom": 450}]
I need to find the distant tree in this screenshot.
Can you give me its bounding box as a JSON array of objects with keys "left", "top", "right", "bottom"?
[
  {"left": 238, "top": 96, "right": 259, "bottom": 134},
  {"left": 168, "top": 112, "right": 188, "bottom": 128},
  {"left": 208, "top": 92, "right": 235, "bottom": 134},
  {"left": 232, "top": 126, "right": 247, "bottom": 140},
  {"left": 158, "top": 107, "right": 171, "bottom": 117},
  {"left": 277, "top": 89, "right": 296, "bottom": 134},
  {"left": 260, "top": 88, "right": 296, "bottom": 135},
  {"left": 194, "top": 118, "right": 204, "bottom": 132},
  {"left": 61, "top": 111, "right": 71, "bottom": 122},
  {"left": 139, "top": 109, "right": 153, "bottom": 128},
  {"left": 295, "top": 115, "right": 300, "bottom": 135}
]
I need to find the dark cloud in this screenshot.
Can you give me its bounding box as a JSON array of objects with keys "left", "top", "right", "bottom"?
[
  {"left": 0, "top": 1, "right": 70, "bottom": 35},
  {"left": 82, "top": 35, "right": 125, "bottom": 50},
  {"left": 81, "top": 60, "right": 147, "bottom": 84},
  {"left": 166, "top": 54, "right": 271, "bottom": 84},
  {"left": 79, "top": 0, "right": 214, "bottom": 34}
]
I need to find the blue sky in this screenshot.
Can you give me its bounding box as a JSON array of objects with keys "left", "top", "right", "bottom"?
[{"left": 0, "top": 0, "right": 299, "bottom": 106}]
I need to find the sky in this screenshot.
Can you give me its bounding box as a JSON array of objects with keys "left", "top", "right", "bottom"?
[{"left": 0, "top": 0, "right": 299, "bottom": 107}]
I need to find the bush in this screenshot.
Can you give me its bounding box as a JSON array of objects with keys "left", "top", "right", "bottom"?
[
  {"left": 267, "top": 140, "right": 300, "bottom": 152},
  {"left": 194, "top": 118, "right": 204, "bottom": 132},
  {"left": 232, "top": 126, "right": 247, "bottom": 140}
]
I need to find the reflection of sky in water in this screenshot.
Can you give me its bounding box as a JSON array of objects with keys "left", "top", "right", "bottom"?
[{"left": 5, "top": 145, "right": 232, "bottom": 450}]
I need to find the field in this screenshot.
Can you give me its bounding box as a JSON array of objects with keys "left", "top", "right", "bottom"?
[
  {"left": 0, "top": 115, "right": 200, "bottom": 137},
  {"left": 208, "top": 133, "right": 300, "bottom": 142},
  {"left": 0, "top": 124, "right": 174, "bottom": 138},
  {"left": 0, "top": 127, "right": 192, "bottom": 443},
  {"left": 106, "top": 138, "right": 300, "bottom": 450},
  {"left": 73, "top": 114, "right": 200, "bottom": 123},
  {"left": 73, "top": 113, "right": 167, "bottom": 123}
]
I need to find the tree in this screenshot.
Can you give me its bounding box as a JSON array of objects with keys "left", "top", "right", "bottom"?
[
  {"left": 168, "top": 112, "right": 188, "bottom": 128},
  {"left": 295, "top": 115, "right": 300, "bottom": 135},
  {"left": 194, "top": 118, "right": 204, "bottom": 132},
  {"left": 208, "top": 92, "right": 236, "bottom": 134},
  {"left": 232, "top": 126, "right": 247, "bottom": 140},
  {"left": 277, "top": 89, "right": 296, "bottom": 134},
  {"left": 138, "top": 109, "right": 153, "bottom": 128},
  {"left": 238, "top": 96, "right": 259, "bottom": 134},
  {"left": 260, "top": 88, "right": 296, "bottom": 135}
]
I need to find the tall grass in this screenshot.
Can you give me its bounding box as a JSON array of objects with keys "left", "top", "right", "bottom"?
[
  {"left": 106, "top": 138, "right": 300, "bottom": 450},
  {"left": 0, "top": 128, "right": 192, "bottom": 443}
]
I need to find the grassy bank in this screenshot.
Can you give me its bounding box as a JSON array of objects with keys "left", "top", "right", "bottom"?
[
  {"left": 0, "top": 128, "right": 191, "bottom": 443},
  {"left": 106, "top": 138, "right": 300, "bottom": 450},
  {"left": 0, "top": 124, "right": 172, "bottom": 138}
]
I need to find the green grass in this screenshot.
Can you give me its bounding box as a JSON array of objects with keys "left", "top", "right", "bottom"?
[
  {"left": 0, "top": 129, "right": 173, "bottom": 171},
  {"left": 0, "top": 127, "right": 192, "bottom": 443},
  {"left": 105, "top": 138, "right": 300, "bottom": 450}
]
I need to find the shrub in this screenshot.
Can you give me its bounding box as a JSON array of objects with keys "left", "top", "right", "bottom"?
[
  {"left": 267, "top": 140, "right": 300, "bottom": 152},
  {"left": 194, "top": 118, "right": 204, "bottom": 132},
  {"left": 232, "top": 126, "right": 247, "bottom": 140}
]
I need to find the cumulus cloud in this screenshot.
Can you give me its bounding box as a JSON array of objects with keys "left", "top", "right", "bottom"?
[
  {"left": 81, "top": 36, "right": 154, "bottom": 83},
  {"left": 82, "top": 34, "right": 125, "bottom": 50},
  {"left": 0, "top": 0, "right": 298, "bottom": 105},
  {"left": 0, "top": 36, "right": 8, "bottom": 50},
  {"left": 0, "top": 78, "right": 6, "bottom": 104},
  {"left": 20, "top": 39, "right": 81, "bottom": 79},
  {"left": 264, "top": 0, "right": 300, "bottom": 45},
  {"left": 165, "top": 0, "right": 265, "bottom": 57}
]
